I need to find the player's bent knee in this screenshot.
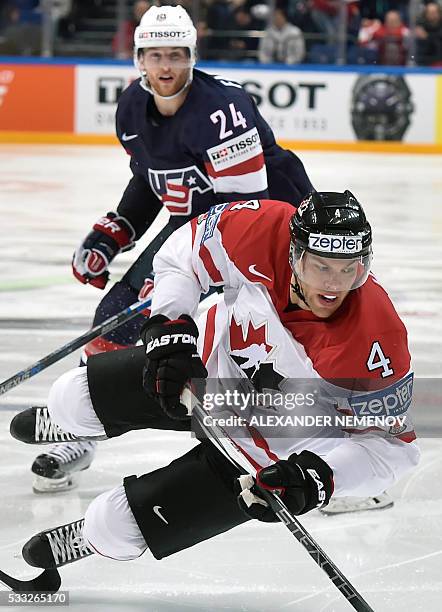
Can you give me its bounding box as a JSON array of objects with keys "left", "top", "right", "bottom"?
[
  {"left": 83, "top": 485, "right": 148, "bottom": 561},
  {"left": 47, "top": 367, "right": 105, "bottom": 438}
]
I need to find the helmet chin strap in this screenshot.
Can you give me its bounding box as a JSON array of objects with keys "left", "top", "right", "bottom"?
[
  {"left": 139, "top": 69, "right": 193, "bottom": 100},
  {"left": 290, "top": 275, "right": 310, "bottom": 309}
]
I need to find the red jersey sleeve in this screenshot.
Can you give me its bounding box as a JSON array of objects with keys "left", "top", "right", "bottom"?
[
  {"left": 190, "top": 199, "right": 294, "bottom": 303},
  {"left": 312, "top": 276, "right": 411, "bottom": 390}
]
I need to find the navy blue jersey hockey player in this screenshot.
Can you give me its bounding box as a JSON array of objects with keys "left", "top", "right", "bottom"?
[
  {"left": 74, "top": 5, "right": 313, "bottom": 357},
  {"left": 31, "top": 5, "right": 313, "bottom": 494},
  {"left": 116, "top": 68, "right": 310, "bottom": 219}
]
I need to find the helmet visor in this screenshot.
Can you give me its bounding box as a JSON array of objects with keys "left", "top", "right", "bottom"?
[
  {"left": 138, "top": 47, "right": 192, "bottom": 69},
  {"left": 290, "top": 246, "right": 372, "bottom": 291}
]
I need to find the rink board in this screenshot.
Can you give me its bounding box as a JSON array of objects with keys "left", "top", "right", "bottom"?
[{"left": 0, "top": 58, "right": 441, "bottom": 152}]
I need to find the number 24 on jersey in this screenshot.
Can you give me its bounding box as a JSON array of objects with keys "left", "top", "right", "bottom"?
[{"left": 210, "top": 103, "right": 247, "bottom": 140}]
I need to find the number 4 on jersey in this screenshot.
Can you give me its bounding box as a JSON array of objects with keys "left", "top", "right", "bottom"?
[
  {"left": 366, "top": 341, "right": 394, "bottom": 378},
  {"left": 210, "top": 103, "right": 247, "bottom": 140}
]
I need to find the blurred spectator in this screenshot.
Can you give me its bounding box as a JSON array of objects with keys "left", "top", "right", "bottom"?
[
  {"left": 228, "top": 6, "right": 262, "bottom": 57},
  {"left": 358, "top": 0, "right": 408, "bottom": 22},
  {"left": 372, "top": 10, "right": 409, "bottom": 64},
  {"left": 258, "top": 7, "right": 305, "bottom": 64},
  {"left": 310, "top": 0, "right": 340, "bottom": 44},
  {"left": 206, "top": 0, "right": 233, "bottom": 31},
  {"left": 346, "top": 16, "right": 382, "bottom": 63},
  {"left": 286, "top": 0, "right": 320, "bottom": 54},
  {"left": 249, "top": 1, "right": 270, "bottom": 23},
  {"left": 358, "top": 17, "right": 382, "bottom": 48},
  {"left": 112, "top": 0, "right": 150, "bottom": 59},
  {"left": 415, "top": 2, "right": 442, "bottom": 66},
  {"left": 12, "top": 0, "right": 41, "bottom": 24},
  {"left": 205, "top": 0, "right": 233, "bottom": 56},
  {"left": 0, "top": 3, "right": 12, "bottom": 30},
  {"left": 309, "top": 0, "right": 360, "bottom": 44},
  {"left": 58, "top": 0, "right": 109, "bottom": 40},
  {"left": 52, "top": 0, "right": 71, "bottom": 22},
  {"left": 0, "top": 0, "right": 42, "bottom": 55},
  {"left": 196, "top": 18, "right": 209, "bottom": 59},
  {"left": 347, "top": 1, "right": 362, "bottom": 39},
  {"left": 50, "top": 0, "right": 71, "bottom": 38}
]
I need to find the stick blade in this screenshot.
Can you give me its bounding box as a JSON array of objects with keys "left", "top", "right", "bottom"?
[{"left": 0, "top": 568, "right": 61, "bottom": 592}]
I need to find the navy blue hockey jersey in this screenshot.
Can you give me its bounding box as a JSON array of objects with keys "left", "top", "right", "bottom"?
[{"left": 116, "top": 69, "right": 312, "bottom": 232}]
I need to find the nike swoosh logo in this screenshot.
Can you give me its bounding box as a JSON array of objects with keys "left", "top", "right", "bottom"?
[
  {"left": 122, "top": 133, "right": 138, "bottom": 141},
  {"left": 248, "top": 264, "right": 272, "bottom": 282},
  {"left": 153, "top": 505, "right": 169, "bottom": 525}
]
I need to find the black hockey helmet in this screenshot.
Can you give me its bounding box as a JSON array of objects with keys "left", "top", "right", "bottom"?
[{"left": 289, "top": 191, "right": 373, "bottom": 291}]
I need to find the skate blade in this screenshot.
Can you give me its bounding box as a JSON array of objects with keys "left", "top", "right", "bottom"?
[
  {"left": 32, "top": 474, "right": 78, "bottom": 494},
  {"left": 319, "top": 498, "right": 394, "bottom": 515}
]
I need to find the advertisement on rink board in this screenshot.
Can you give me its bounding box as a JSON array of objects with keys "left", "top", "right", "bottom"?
[
  {"left": 74, "top": 64, "right": 442, "bottom": 145},
  {"left": 0, "top": 64, "right": 74, "bottom": 132},
  {"left": 0, "top": 60, "right": 441, "bottom": 147}
]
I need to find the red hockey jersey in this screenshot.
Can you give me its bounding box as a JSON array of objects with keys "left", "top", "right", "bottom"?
[{"left": 150, "top": 199, "right": 419, "bottom": 496}]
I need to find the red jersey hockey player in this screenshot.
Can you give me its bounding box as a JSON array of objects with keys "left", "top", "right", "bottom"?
[{"left": 11, "top": 191, "right": 419, "bottom": 572}]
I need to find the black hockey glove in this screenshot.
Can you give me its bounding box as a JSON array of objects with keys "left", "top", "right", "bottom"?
[
  {"left": 236, "top": 450, "right": 334, "bottom": 521},
  {"left": 72, "top": 212, "right": 136, "bottom": 289},
  {"left": 141, "top": 314, "right": 208, "bottom": 420}
]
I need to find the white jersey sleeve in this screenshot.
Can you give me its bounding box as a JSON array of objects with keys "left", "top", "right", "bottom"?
[
  {"left": 150, "top": 200, "right": 271, "bottom": 318},
  {"left": 150, "top": 222, "right": 203, "bottom": 320},
  {"left": 325, "top": 434, "right": 420, "bottom": 497}
]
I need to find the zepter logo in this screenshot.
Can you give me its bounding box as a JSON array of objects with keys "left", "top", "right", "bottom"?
[
  {"left": 351, "top": 74, "right": 414, "bottom": 141},
  {"left": 308, "top": 233, "right": 363, "bottom": 255}
]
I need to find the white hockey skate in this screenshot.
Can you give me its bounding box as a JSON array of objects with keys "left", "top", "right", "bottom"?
[
  {"left": 319, "top": 492, "right": 394, "bottom": 515},
  {"left": 32, "top": 441, "right": 97, "bottom": 493}
]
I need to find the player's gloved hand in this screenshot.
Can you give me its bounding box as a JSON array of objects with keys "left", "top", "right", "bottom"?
[
  {"left": 72, "top": 212, "right": 136, "bottom": 289},
  {"left": 141, "top": 314, "right": 208, "bottom": 420},
  {"left": 236, "top": 450, "right": 334, "bottom": 521}
]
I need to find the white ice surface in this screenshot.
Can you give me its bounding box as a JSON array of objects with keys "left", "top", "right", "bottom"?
[{"left": 0, "top": 145, "right": 441, "bottom": 611}]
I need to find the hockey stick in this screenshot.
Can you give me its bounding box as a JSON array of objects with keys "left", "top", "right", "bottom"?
[
  {"left": 0, "top": 568, "right": 60, "bottom": 592},
  {"left": 0, "top": 297, "right": 152, "bottom": 396},
  {"left": 183, "top": 388, "right": 374, "bottom": 612}
]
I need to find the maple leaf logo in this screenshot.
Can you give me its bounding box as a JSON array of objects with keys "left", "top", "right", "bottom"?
[
  {"left": 230, "top": 317, "right": 271, "bottom": 368},
  {"left": 229, "top": 317, "right": 283, "bottom": 392}
]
